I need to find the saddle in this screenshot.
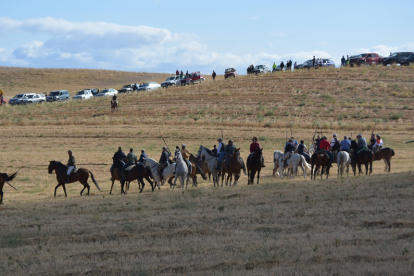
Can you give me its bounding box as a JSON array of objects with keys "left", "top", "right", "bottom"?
[{"left": 125, "top": 165, "right": 135, "bottom": 171}]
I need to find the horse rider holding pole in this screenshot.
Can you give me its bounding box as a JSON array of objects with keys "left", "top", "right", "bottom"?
[
  {"left": 66, "top": 150, "right": 76, "bottom": 183},
  {"left": 121, "top": 149, "right": 137, "bottom": 180},
  {"left": 281, "top": 138, "right": 295, "bottom": 167},
  {"left": 181, "top": 144, "right": 192, "bottom": 174},
  {"left": 215, "top": 138, "right": 226, "bottom": 170},
  {"left": 319, "top": 136, "right": 333, "bottom": 167},
  {"left": 158, "top": 146, "right": 170, "bottom": 181},
  {"left": 248, "top": 137, "right": 265, "bottom": 167},
  {"left": 111, "top": 146, "right": 126, "bottom": 181},
  {"left": 372, "top": 134, "right": 383, "bottom": 153}
]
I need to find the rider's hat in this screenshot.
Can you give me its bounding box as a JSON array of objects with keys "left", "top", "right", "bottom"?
[
  {"left": 376, "top": 134, "right": 380, "bottom": 137},
  {"left": 229, "top": 140, "right": 233, "bottom": 143},
  {"left": 162, "top": 146, "right": 167, "bottom": 150},
  {"left": 357, "top": 134, "right": 362, "bottom": 138},
  {"left": 288, "top": 138, "right": 293, "bottom": 142},
  {"left": 344, "top": 136, "right": 347, "bottom": 139},
  {"left": 67, "top": 149, "right": 72, "bottom": 153},
  {"left": 182, "top": 144, "right": 186, "bottom": 147},
  {"left": 333, "top": 133, "right": 337, "bottom": 137},
  {"left": 291, "top": 136, "right": 295, "bottom": 139},
  {"left": 141, "top": 149, "right": 145, "bottom": 152},
  {"left": 217, "top": 138, "right": 223, "bottom": 142},
  {"left": 322, "top": 136, "right": 327, "bottom": 139}
]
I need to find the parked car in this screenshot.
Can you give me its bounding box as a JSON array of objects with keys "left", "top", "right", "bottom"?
[
  {"left": 399, "top": 53, "right": 414, "bottom": 66},
  {"left": 47, "top": 90, "right": 70, "bottom": 102},
  {"left": 251, "top": 65, "right": 271, "bottom": 74},
  {"left": 73, "top": 90, "right": 93, "bottom": 100},
  {"left": 118, "top": 84, "right": 134, "bottom": 94},
  {"left": 95, "top": 88, "right": 118, "bottom": 97},
  {"left": 23, "top": 94, "right": 46, "bottom": 104},
  {"left": 138, "top": 82, "right": 161, "bottom": 91},
  {"left": 300, "top": 60, "right": 313, "bottom": 69},
  {"left": 224, "top": 68, "right": 237, "bottom": 79},
  {"left": 84, "top": 88, "right": 99, "bottom": 96},
  {"left": 350, "top": 53, "right": 382, "bottom": 66},
  {"left": 382, "top": 52, "right": 414, "bottom": 65},
  {"left": 9, "top": 93, "right": 35, "bottom": 105},
  {"left": 161, "top": 76, "right": 183, "bottom": 88},
  {"left": 180, "top": 72, "right": 205, "bottom": 86},
  {"left": 316, "top": 59, "right": 335, "bottom": 68}
]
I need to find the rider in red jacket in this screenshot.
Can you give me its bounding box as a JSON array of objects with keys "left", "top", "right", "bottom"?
[{"left": 319, "top": 136, "right": 333, "bottom": 166}]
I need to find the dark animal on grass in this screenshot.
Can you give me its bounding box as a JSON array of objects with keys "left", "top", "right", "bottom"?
[
  {"left": 188, "top": 154, "right": 209, "bottom": 186},
  {"left": 0, "top": 172, "right": 18, "bottom": 204},
  {"left": 221, "top": 148, "right": 246, "bottom": 186},
  {"left": 110, "top": 164, "right": 154, "bottom": 194},
  {"left": 350, "top": 140, "right": 373, "bottom": 175},
  {"left": 311, "top": 153, "right": 330, "bottom": 180},
  {"left": 48, "top": 161, "right": 101, "bottom": 197},
  {"left": 372, "top": 147, "right": 395, "bottom": 172},
  {"left": 247, "top": 147, "right": 263, "bottom": 185}
]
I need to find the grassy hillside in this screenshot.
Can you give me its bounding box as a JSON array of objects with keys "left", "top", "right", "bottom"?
[
  {"left": 0, "top": 66, "right": 171, "bottom": 96},
  {"left": 0, "top": 65, "right": 413, "bottom": 275}
]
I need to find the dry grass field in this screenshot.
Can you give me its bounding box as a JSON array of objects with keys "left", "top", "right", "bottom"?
[{"left": 0, "top": 65, "right": 414, "bottom": 275}]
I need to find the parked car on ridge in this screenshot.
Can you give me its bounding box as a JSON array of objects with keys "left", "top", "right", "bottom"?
[
  {"left": 350, "top": 53, "right": 381, "bottom": 66},
  {"left": 73, "top": 90, "right": 93, "bottom": 100},
  {"left": 23, "top": 94, "right": 46, "bottom": 104},
  {"left": 47, "top": 90, "right": 70, "bottom": 102},
  {"left": 161, "top": 76, "right": 184, "bottom": 88},
  {"left": 9, "top": 93, "right": 36, "bottom": 105},
  {"left": 118, "top": 84, "right": 134, "bottom": 94},
  {"left": 95, "top": 88, "right": 118, "bottom": 97},
  {"left": 399, "top": 53, "right": 414, "bottom": 66},
  {"left": 382, "top": 52, "right": 414, "bottom": 65},
  {"left": 180, "top": 72, "right": 205, "bottom": 86},
  {"left": 138, "top": 82, "right": 161, "bottom": 91},
  {"left": 224, "top": 68, "right": 237, "bottom": 79},
  {"left": 251, "top": 65, "right": 271, "bottom": 74}
]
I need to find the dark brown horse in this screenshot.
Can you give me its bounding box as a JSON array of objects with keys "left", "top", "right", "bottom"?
[
  {"left": 221, "top": 148, "right": 246, "bottom": 186},
  {"left": 311, "top": 153, "right": 330, "bottom": 180},
  {"left": 110, "top": 164, "right": 154, "bottom": 194},
  {"left": 373, "top": 148, "right": 395, "bottom": 172},
  {"left": 247, "top": 147, "right": 263, "bottom": 185},
  {"left": 0, "top": 172, "right": 18, "bottom": 204},
  {"left": 48, "top": 161, "right": 101, "bottom": 197},
  {"left": 350, "top": 140, "right": 373, "bottom": 175},
  {"left": 111, "top": 100, "right": 118, "bottom": 113},
  {"left": 188, "top": 154, "right": 210, "bottom": 186}
]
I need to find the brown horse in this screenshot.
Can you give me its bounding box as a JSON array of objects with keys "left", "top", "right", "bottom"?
[
  {"left": 311, "top": 153, "right": 330, "bottom": 180},
  {"left": 110, "top": 164, "right": 154, "bottom": 194},
  {"left": 48, "top": 161, "right": 101, "bottom": 197},
  {"left": 373, "top": 148, "right": 395, "bottom": 172},
  {"left": 0, "top": 172, "right": 18, "bottom": 204},
  {"left": 350, "top": 140, "right": 373, "bottom": 175},
  {"left": 247, "top": 147, "right": 263, "bottom": 185},
  {"left": 188, "top": 154, "right": 210, "bottom": 186},
  {"left": 111, "top": 100, "right": 118, "bottom": 113},
  {"left": 221, "top": 148, "right": 246, "bottom": 186}
]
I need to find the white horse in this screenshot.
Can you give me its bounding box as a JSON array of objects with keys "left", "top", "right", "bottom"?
[
  {"left": 172, "top": 149, "right": 189, "bottom": 190},
  {"left": 274, "top": 151, "right": 311, "bottom": 179},
  {"left": 196, "top": 145, "right": 219, "bottom": 187},
  {"left": 337, "top": 151, "right": 351, "bottom": 177},
  {"left": 143, "top": 157, "right": 177, "bottom": 190}
]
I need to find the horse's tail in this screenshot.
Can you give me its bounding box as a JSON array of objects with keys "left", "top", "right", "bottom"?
[
  {"left": 391, "top": 148, "right": 395, "bottom": 156},
  {"left": 240, "top": 159, "right": 247, "bottom": 175},
  {"left": 301, "top": 156, "right": 311, "bottom": 172},
  {"left": 89, "top": 171, "right": 101, "bottom": 192},
  {"left": 146, "top": 166, "right": 154, "bottom": 179},
  {"left": 4, "top": 172, "right": 17, "bottom": 182},
  {"left": 195, "top": 164, "right": 207, "bottom": 180}
]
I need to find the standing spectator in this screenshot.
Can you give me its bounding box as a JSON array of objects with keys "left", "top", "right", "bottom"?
[
  {"left": 180, "top": 70, "right": 183, "bottom": 77},
  {"left": 280, "top": 61, "right": 285, "bottom": 71},
  {"left": 212, "top": 70, "right": 216, "bottom": 81},
  {"left": 346, "top": 55, "right": 350, "bottom": 65},
  {"left": 185, "top": 70, "right": 189, "bottom": 77},
  {"left": 272, "top": 62, "right": 277, "bottom": 72},
  {"left": 341, "top": 56, "right": 346, "bottom": 67},
  {"left": 176, "top": 69, "right": 179, "bottom": 75},
  {"left": 312, "top": 56, "right": 316, "bottom": 68},
  {"left": 294, "top": 61, "right": 297, "bottom": 70}
]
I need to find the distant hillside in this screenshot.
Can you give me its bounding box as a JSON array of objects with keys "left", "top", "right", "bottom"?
[{"left": 0, "top": 66, "right": 171, "bottom": 96}]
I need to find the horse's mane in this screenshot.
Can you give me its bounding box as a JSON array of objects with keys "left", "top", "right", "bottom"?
[
  {"left": 54, "top": 161, "right": 64, "bottom": 167},
  {"left": 203, "top": 147, "right": 216, "bottom": 156}
]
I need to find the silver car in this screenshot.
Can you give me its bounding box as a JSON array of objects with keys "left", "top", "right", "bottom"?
[
  {"left": 95, "top": 88, "right": 118, "bottom": 97},
  {"left": 252, "top": 65, "right": 272, "bottom": 74},
  {"left": 23, "top": 94, "right": 46, "bottom": 104},
  {"left": 138, "top": 82, "right": 161, "bottom": 91}
]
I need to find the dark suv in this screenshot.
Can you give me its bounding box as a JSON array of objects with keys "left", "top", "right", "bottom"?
[
  {"left": 47, "top": 90, "right": 70, "bottom": 102},
  {"left": 399, "top": 53, "right": 414, "bottom": 66},
  {"left": 382, "top": 52, "right": 414, "bottom": 65}
]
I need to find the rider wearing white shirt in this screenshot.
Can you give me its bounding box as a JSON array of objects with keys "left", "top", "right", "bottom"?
[
  {"left": 217, "top": 138, "right": 225, "bottom": 153},
  {"left": 331, "top": 133, "right": 338, "bottom": 147},
  {"left": 372, "top": 134, "right": 383, "bottom": 152}
]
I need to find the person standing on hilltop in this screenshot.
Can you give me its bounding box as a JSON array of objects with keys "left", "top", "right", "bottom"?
[
  {"left": 272, "top": 62, "right": 277, "bottom": 72},
  {"left": 341, "top": 56, "right": 346, "bottom": 67},
  {"left": 280, "top": 61, "right": 284, "bottom": 71},
  {"left": 176, "top": 69, "right": 179, "bottom": 76},
  {"left": 212, "top": 70, "right": 216, "bottom": 81},
  {"left": 312, "top": 56, "right": 316, "bottom": 68}
]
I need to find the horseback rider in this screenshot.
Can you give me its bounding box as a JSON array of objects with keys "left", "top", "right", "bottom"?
[
  {"left": 223, "top": 140, "right": 237, "bottom": 169},
  {"left": 340, "top": 136, "right": 351, "bottom": 153},
  {"left": 313, "top": 134, "right": 322, "bottom": 151},
  {"left": 212, "top": 145, "right": 218, "bottom": 155},
  {"left": 331, "top": 134, "right": 339, "bottom": 147},
  {"left": 138, "top": 149, "right": 148, "bottom": 164},
  {"left": 158, "top": 147, "right": 170, "bottom": 181},
  {"left": 369, "top": 133, "right": 376, "bottom": 149},
  {"left": 215, "top": 138, "right": 227, "bottom": 170},
  {"left": 248, "top": 137, "right": 265, "bottom": 167},
  {"left": 318, "top": 136, "right": 333, "bottom": 167},
  {"left": 282, "top": 139, "right": 295, "bottom": 167},
  {"left": 297, "top": 140, "right": 310, "bottom": 163},
  {"left": 181, "top": 144, "right": 192, "bottom": 174},
  {"left": 356, "top": 134, "right": 368, "bottom": 153},
  {"left": 111, "top": 94, "right": 118, "bottom": 107},
  {"left": 66, "top": 150, "right": 76, "bottom": 183},
  {"left": 291, "top": 137, "right": 298, "bottom": 149},
  {"left": 111, "top": 146, "right": 126, "bottom": 181},
  {"left": 372, "top": 134, "right": 383, "bottom": 153},
  {"left": 120, "top": 148, "right": 137, "bottom": 180}
]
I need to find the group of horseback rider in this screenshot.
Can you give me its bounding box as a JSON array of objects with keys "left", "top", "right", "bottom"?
[{"left": 281, "top": 132, "right": 385, "bottom": 167}]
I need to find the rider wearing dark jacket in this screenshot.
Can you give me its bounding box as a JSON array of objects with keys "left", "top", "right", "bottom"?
[
  {"left": 111, "top": 147, "right": 126, "bottom": 180},
  {"left": 138, "top": 150, "right": 148, "bottom": 163}
]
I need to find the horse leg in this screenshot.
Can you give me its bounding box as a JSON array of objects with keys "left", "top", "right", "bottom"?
[
  {"left": 54, "top": 183, "right": 62, "bottom": 197},
  {"left": 110, "top": 179, "right": 115, "bottom": 195},
  {"left": 257, "top": 169, "right": 260, "bottom": 184},
  {"left": 369, "top": 162, "right": 373, "bottom": 175},
  {"left": 62, "top": 183, "right": 67, "bottom": 197},
  {"left": 0, "top": 190, "right": 3, "bottom": 204},
  {"left": 247, "top": 168, "right": 250, "bottom": 185},
  {"left": 80, "top": 186, "right": 86, "bottom": 196}
]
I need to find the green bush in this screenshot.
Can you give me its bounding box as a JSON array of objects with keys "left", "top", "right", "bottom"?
[{"left": 389, "top": 113, "right": 404, "bottom": 120}]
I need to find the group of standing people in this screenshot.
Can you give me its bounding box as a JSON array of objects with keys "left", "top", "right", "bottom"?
[
  {"left": 341, "top": 55, "right": 350, "bottom": 67},
  {"left": 176, "top": 70, "right": 190, "bottom": 78},
  {"left": 274, "top": 60, "right": 295, "bottom": 71}
]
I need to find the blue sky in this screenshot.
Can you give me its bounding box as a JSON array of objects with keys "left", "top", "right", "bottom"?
[{"left": 0, "top": 0, "right": 413, "bottom": 74}]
